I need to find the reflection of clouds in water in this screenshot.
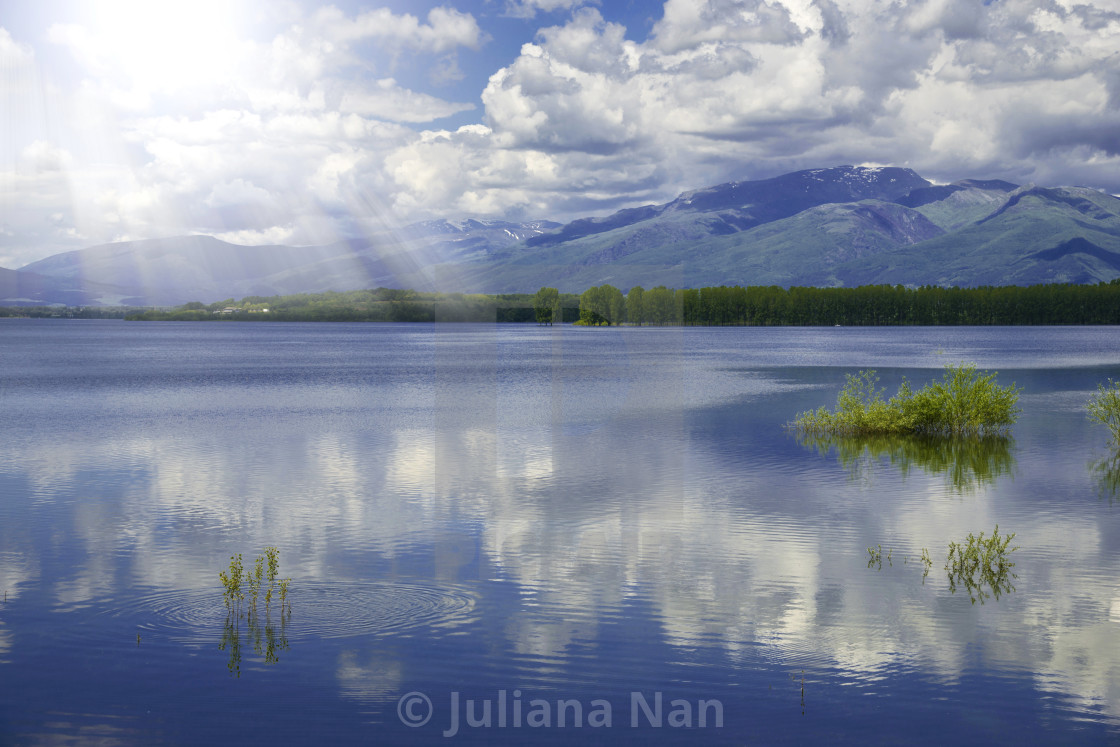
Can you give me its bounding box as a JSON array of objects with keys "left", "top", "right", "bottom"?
[
  {"left": 0, "top": 554, "right": 27, "bottom": 663},
  {"left": 0, "top": 552, "right": 38, "bottom": 602},
  {"left": 9, "top": 414, "right": 1120, "bottom": 720},
  {"left": 53, "top": 499, "right": 124, "bottom": 610},
  {"left": 1, "top": 427, "right": 434, "bottom": 596},
  {"left": 336, "top": 651, "right": 403, "bottom": 705},
  {"left": 428, "top": 409, "right": 1120, "bottom": 718},
  {"left": 16, "top": 718, "right": 141, "bottom": 745},
  {"left": 6, "top": 343, "right": 1120, "bottom": 723},
  {"left": 462, "top": 434, "right": 1120, "bottom": 717},
  {"left": 385, "top": 432, "right": 438, "bottom": 498},
  {"left": 505, "top": 614, "right": 600, "bottom": 662}
]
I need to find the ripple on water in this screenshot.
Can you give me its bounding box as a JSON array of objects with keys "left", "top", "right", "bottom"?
[{"left": 100, "top": 581, "right": 478, "bottom": 644}]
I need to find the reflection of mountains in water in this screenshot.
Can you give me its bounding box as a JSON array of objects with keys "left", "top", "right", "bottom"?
[{"left": 797, "top": 432, "right": 1015, "bottom": 492}]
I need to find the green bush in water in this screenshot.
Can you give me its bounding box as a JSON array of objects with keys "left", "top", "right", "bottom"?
[
  {"left": 945, "top": 525, "right": 1018, "bottom": 604},
  {"left": 1088, "top": 379, "right": 1120, "bottom": 443},
  {"left": 792, "top": 363, "right": 1020, "bottom": 437}
]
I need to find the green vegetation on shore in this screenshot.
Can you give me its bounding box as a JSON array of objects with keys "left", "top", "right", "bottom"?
[
  {"left": 119, "top": 280, "right": 1120, "bottom": 325},
  {"left": 0, "top": 306, "right": 136, "bottom": 319},
  {"left": 791, "top": 364, "right": 1021, "bottom": 437},
  {"left": 126, "top": 288, "right": 582, "bottom": 323}
]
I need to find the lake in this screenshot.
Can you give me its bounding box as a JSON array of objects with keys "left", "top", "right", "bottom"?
[{"left": 2, "top": 320, "right": 1120, "bottom": 745}]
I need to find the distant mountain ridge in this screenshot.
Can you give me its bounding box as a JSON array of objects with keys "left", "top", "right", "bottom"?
[{"left": 5, "top": 166, "right": 1120, "bottom": 305}]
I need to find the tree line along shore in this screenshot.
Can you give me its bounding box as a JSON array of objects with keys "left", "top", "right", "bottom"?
[{"left": 8, "top": 281, "right": 1120, "bottom": 325}]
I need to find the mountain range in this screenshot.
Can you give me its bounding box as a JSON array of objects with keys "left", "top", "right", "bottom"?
[{"left": 4, "top": 165, "right": 1120, "bottom": 306}]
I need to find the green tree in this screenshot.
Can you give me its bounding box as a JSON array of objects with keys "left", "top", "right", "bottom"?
[
  {"left": 533, "top": 287, "right": 560, "bottom": 325},
  {"left": 603, "top": 284, "right": 625, "bottom": 325},
  {"left": 644, "top": 286, "right": 679, "bottom": 325},
  {"left": 626, "top": 286, "right": 645, "bottom": 326},
  {"left": 579, "top": 286, "right": 607, "bottom": 325}
]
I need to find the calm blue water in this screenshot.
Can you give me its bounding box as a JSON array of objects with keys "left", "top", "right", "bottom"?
[{"left": 2, "top": 320, "right": 1120, "bottom": 744}]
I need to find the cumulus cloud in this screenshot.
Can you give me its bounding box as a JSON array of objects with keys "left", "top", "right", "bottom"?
[
  {"left": 481, "top": 11, "right": 645, "bottom": 154},
  {"left": 384, "top": 0, "right": 1120, "bottom": 224},
  {"left": 651, "top": 0, "right": 806, "bottom": 53},
  {"left": 312, "top": 5, "right": 486, "bottom": 53}
]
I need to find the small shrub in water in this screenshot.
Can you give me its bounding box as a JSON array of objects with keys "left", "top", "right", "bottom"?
[
  {"left": 218, "top": 547, "right": 292, "bottom": 674},
  {"left": 219, "top": 553, "right": 245, "bottom": 609},
  {"left": 945, "top": 525, "right": 1018, "bottom": 604},
  {"left": 791, "top": 363, "right": 1020, "bottom": 437},
  {"left": 1087, "top": 380, "right": 1120, "bottom": 443}
]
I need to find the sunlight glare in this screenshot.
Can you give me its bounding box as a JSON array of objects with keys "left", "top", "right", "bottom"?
[{"left": 85, "top": 0, "right": 245, "bottom": 92}]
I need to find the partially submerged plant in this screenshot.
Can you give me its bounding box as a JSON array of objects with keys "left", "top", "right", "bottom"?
[
  {"left": 945, "top": 525, "right": 1018, "bottom": 604},
  {"left": 866, "top": 544, "right": 892, "bottom": 569},
  {"left": 220, "top": 547, "right": 289, "bottom": 614},
  {"left": 278, "top": 577, "right": 291, "bottom": 616},
  {"left": 1088, "top": 380, "right": 1120, "bottom": 443},
  {"left": 919, "top": 547, "right": 933, "bottom": 582},
  {"left": 791, "top": 363, "right": 1021, "bottom": 438},
  {"left": 218, "top": 546, "right": 292, "bottom": 674},
  {"left": 219, "top": 553, "right": 245, "bottom": 609}
]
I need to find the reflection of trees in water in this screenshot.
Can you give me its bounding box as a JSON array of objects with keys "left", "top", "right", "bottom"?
[
  {"left": 219, "top": 607, "right": 290, "bottom": 677},
  {"left": 797, "top": 432, "right": 1015, "bottom": 492},
  {"left": 1091, "top": 450, "right": 1120, "bottom": 504}
]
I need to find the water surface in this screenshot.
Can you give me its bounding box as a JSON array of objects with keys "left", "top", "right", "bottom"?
[{"left": 2, "top": 321, "right": 1120, "bottom": 744}]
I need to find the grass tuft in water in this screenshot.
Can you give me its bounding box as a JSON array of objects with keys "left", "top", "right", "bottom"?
[
  {"left": 866, "top": 545, "right": 893, "bottom": 569},
  {"left": 945, "top": 525, "right": 1018, "bottom": 604},
  {"left": 791, "top": 363, "right": 1020, "bottom": 437}
]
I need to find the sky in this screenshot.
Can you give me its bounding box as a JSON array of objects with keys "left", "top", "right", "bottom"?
[{"left": 1, "top": 0, "right": 1119, "bottom": 268}]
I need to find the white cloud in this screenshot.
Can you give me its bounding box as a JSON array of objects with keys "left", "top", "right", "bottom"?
[
  {"left": 651, "top": 0, "right": 806, "bottom": 53},
  {"left": 312, "top": 5, "right": 486, "bottom": 52},
  {"left": 480, "top": 11, "right": 644, "bottom": 153},
  {"left": 374, "top": 0, "right": 1120, "bottom": 225},
  {"left": 0, "top": 26, "right": 34, "bottom": 66},
  {"left": 339, "top": 79, "right": 475, "bottom": 123}
]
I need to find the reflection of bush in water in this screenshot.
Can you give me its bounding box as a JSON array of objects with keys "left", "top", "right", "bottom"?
[
  {"left": 220, "top": 607, "right": 289, "bottom": 678},
  {"left": 1091, "top": 450, "right": 1120, "bottom": 503},
  {"left": 798, "top": 432, "right": 1015, "bottom": 492}
]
